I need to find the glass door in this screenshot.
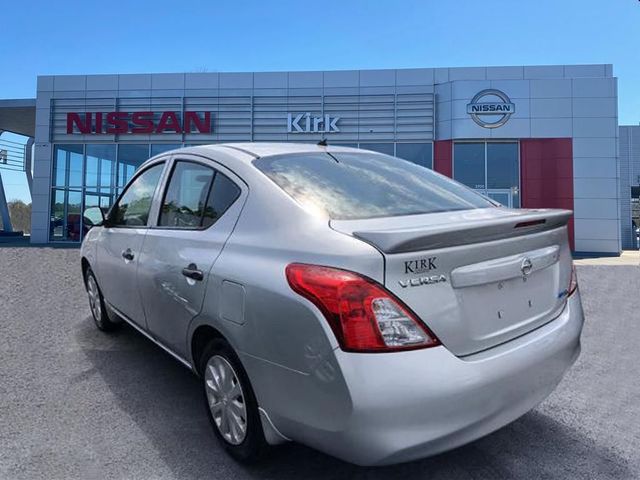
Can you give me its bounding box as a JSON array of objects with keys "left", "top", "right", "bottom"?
[
  {"left": 487, "top": 142, "right": 519, "bottom": 208},
  {"left": 454, "top": 141, "right": 520, "bottom": 208},
  {"left": 453, "top": 142, "right": 485, "bottom": 190},
  {"left": 486, "top": 189, "right": 513, "bottom": 207}
]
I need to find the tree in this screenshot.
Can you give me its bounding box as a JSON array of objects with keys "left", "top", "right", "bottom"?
[{"left": 7, "top": 200, "right": 31, "bottom": 234}]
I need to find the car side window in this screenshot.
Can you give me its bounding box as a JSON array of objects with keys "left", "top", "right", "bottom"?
[
  {"left": 159, "top": 161, "right": 215, "bottom": 228},
  {"left": 202, "top": 171, "right": 241, "bottom": 228},
  {"left": 158, "top": 159, "right": 241, "bottom": 229},
  {"left": 109, "top": 163, "right": 165, "bottom": 227}
]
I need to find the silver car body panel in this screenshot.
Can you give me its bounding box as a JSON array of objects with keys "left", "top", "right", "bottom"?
[
  {"left": 331, "top": 207, "right": 573, "bottom": 356},
  {"left": 284, "top": 293, "right": 583, "bottom": 466},
  {"left": 136, "top": 153, "right": 249, "bottom": 357},
  {"left": 450, "top": 244, "right": 560, "bottom": 288},
  {"left": 80, "top": 142, "right": 584, "bottom": 466},
  {"left": 332, "top": 207, "right": 572, "bottom": 252},
  {"left": 107, "top": 300, "right": 193, "bottom": 370},
  {"left": 94, "top": 227, "right": 148, "bottom": 326}
]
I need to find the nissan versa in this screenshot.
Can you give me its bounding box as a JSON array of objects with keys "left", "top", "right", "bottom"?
[{"left": 80, "top": 143, "right": 584, "bottom": 466}]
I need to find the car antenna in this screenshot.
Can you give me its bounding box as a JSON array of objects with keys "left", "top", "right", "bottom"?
[{"left": 318, "top": 138, "right": 339, "bottom": 163}]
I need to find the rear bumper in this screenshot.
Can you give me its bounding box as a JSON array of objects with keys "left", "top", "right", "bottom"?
[{"left": 291, "top": 291, "right": 584, "bottom": 466}]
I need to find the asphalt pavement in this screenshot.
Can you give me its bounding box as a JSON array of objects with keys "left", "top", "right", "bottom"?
[{"left": 0, "top": 247, "right": 638, "bottom": 479}]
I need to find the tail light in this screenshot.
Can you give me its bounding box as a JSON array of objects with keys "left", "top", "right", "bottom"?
[
  {"left": 285, "top": 263, "right": 440, "bottom": 352},
  {"left": 568, "top": 263, "right": 578, "bottom": 296}
]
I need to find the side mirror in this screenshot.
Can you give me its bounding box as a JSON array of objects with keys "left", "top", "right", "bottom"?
[{"left": 83, "top": 206, "right": 105, "bottom": 228}]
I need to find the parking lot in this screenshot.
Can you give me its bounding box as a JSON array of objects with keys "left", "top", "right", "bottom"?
[{"left": 0, "top": 247, "right": 638, "bottom": 480}]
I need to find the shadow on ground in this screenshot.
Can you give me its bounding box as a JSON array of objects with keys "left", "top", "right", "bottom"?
[{"left": 75, "top": 319, "right": 633, "bottom": 480}]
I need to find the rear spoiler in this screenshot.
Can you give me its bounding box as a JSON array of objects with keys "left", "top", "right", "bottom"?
[{"left": 352, "top": 209, "right": 572, "bottom": 254}]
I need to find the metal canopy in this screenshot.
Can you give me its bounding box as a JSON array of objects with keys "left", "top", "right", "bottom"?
[{"left": 0, "top": 99, "right": 36, "bottom": 137}]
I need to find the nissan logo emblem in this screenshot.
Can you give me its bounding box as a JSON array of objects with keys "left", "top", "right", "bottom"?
[
  {"left": 521, "top": 258, "right": 533, "bottom": 276},
  {"left": 466, "top": 89, "right": 515, "bottom": 129}
]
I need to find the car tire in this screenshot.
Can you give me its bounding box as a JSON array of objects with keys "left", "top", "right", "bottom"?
[
  {"left": 85, "top": 267, "right": 120, "bottom": 332},
  {"left": 200, "top": 338, "right": 269, "bottom": 463}
]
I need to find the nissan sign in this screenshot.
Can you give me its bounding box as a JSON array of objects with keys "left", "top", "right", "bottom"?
[
  {"left": 466, "top": 89, "right": 515, "bottom": 128},
  {"left": 66, "top": 111, "right": 212, "bottom": 134}
]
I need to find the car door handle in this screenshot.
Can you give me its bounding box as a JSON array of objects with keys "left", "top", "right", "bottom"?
[
  {"left": 122, "top": 249, "right": 134, "bottom": 261},
  {"left": 182, "top": 263, "right": 204, "bottom": 281}
]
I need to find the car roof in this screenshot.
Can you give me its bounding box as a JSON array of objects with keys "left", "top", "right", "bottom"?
[
  {"left": 197, "top": 142, "right": 363, "bottom": 159},
  {"left": 139, "top": 142, "right": 365, "bottom": 172}
]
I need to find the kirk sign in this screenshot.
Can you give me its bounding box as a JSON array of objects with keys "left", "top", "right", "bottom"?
[
  {"left": 287, "top": 112, "right": 340, "bottom": 133},
  {"left": 66, "top": 111, "right": 212, "bottom": 134}
]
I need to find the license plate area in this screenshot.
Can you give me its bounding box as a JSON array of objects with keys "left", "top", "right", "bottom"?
[{"left": 455, "top": 264, "right": 560, "bottom": 340}]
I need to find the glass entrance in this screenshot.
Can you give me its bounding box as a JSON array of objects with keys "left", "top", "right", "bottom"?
[
  {"left": 486, "top": 189, "right": 513, "bottom": 207},
  {"left": 453, "top": 141, "right": 520, "bottom": 208}
]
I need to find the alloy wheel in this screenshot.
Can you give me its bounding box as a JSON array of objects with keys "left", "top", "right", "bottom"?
[
  {"left": 204, "top": 355, "right": 248, "bottom": 445},
  {"left": 87, "top": 275, "right": 102, "bottom": 321}
]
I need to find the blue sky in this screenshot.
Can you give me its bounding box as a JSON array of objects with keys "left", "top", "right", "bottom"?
[{"left": 1, "top": 0, "right": 639, "bottom": 203}]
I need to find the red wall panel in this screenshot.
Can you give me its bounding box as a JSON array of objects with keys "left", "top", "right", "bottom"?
[
  {"left": 520, "top": 138, "right": 574, "bottom": 250},
  {"left": 433, "top": 140, "right": 452, "bottom": 178}
]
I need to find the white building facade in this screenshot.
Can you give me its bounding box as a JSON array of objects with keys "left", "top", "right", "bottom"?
[{"left": 29, "top": 64, "right": 621, "bottom": 253}]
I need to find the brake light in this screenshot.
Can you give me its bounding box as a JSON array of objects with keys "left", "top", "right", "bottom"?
[
  {"left": 568, "top": 263, "right": 578, "bottom": 296},
  {"left": 515, "top": 219, "right": 546, "bottom": 229},
  {"left": 285, "top": 263, "right": 440, "bottom": 352}
]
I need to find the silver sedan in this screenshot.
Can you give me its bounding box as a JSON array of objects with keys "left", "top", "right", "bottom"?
[{"left": 80, "top": 143, "right": 584, "bottom": 466}]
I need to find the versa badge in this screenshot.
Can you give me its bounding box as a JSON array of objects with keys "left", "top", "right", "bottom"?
[{"left": 399, "top": 274, "right": 447, "bottom": 288}]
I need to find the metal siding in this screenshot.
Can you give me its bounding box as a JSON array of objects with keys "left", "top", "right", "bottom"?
[
  {"left": 49, "top": 90, "right": 434, "bottom": 144},
  {"left": 619, "top": 126, "right": 639, "bottom": 249}
]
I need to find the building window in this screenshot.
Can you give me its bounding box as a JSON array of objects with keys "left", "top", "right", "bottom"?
[
  {"left": 325, "top": 143, "right": 434, "bottom": 168},
  {"left": 49, "top": 188, "right": 82, "bottom": 242},
  {"left": 487, "top": 142, "right": 520, "bottom": 208},
  {"left": 453, "top": 142, "right": 485, "bottom": 189},
  {"left": 151, "top": 144, "right": 182, "bottom": 157},
  {"left": 51, "top": 145, "right": 85, "bottom": 242},
  {"left": 396, "top": 143, "right": 433, "bottom": 169},
  {"left": 50, "top": 189, "right": 66, "bottom": 241},
  {"left": 85, "top": 144, "right": 116, "bottom": 207},
  {"left": 117, "top": 144, "right": 151, "bottom": 190},
  {"left": 50, "top": 143, "right": 158, "bottom": 241},
  {"left": 453, "top": 141, "right": 520, "bottom": 208},
  {"left": 358, "top": 143, "right": 395, "bottom": 156},
  {"left": 53, "top": 145, "right": 84, "bottom": 188},
  {"left": 331, "top": 143, "right": 359, "bottom": 148}
]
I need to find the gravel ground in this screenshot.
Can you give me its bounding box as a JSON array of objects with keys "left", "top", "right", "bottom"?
[{"left": 0, "top": 247, "right": 638, "bottom": 480}]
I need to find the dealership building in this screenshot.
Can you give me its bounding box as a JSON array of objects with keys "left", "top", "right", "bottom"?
[
  {"left": 0, "top": 63, "right": 627, "bottom": 253},
  {"left": 619, "top": 125, "right": 640, "bottom": 249}
]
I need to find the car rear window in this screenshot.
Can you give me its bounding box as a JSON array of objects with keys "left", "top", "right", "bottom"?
[{"left": 253, "top": 151, "right": 493, "bottom": 220}]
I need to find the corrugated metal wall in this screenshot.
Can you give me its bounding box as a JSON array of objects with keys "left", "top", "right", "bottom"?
[
  {"left": 619, "top": 126, "right": 640, "bottom": 249},
  {"left": 48, "top": 93, "right": 434, "bottom": 144}
]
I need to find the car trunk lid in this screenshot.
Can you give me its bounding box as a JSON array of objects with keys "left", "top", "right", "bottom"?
[{"left": 331, "top": 208, "right": 574, "bottom": 356}]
